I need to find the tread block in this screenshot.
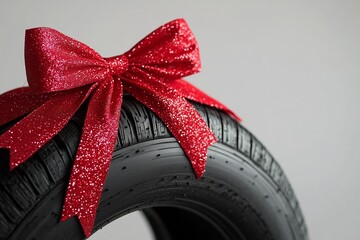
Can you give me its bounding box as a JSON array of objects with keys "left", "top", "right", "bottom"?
[
  {"left": 122, "top": 99, "right": 153, "bottom": 143},
  {"left": 192, "top": 102, "right": 209, "bottom": 125},
  {"left": 56, "top": 122, "right": 81, "bottom": 159},
  {"left": 237, "top": 125, "right": 252, "bottom": 157},
  {"left": 205, "top": 107, "right": 223, "bottom": 142},
  {"left": 251, "top": 138, "right": 272, "bottom": 172},
  {"left": 270, "top": 161, "right": 283, "bottom": 186},
  {"left": 294, "top": 202, "right": 304, "bottom": 225},
  {"left": 1, "top": 172, "right": 37, "bottom": 211},
  {"left": 36, "top": 140, "right": 70, "bottom": 183},
  {"left": 149, "top": 110, "right": 171, "bottom": 138},
  {"left": 19, "top": 158, "right": 51, "bottom": 195},
  {"left": 220, "top": 112, "right": 238, "bottom": 148},
  {"left": 0, "top": 210, "right": 12, "bottom": 239},
  {"left": 0, "top": 189, "right": 24, "bottom": 223},
  {"left": 270, "top": 161, "right": 294, "bottom": 202},
  {"left": 118, "top": 109, "right": 137, "bottom": 148}
]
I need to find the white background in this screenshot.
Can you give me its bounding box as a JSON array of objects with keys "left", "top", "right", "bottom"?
[{"left": 1, "top": 1, "right": 359, "bottom": 239}]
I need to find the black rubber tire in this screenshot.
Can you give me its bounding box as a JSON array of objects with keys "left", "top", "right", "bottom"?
[{"left": 0, "top": 96, "right": 309, "bottom": 240}]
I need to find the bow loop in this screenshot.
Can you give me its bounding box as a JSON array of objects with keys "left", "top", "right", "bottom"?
[
  {"left": 25, "top": 27, "right": 108, "bottom": 93},
  {"left": 124, "top": 18, "right": 201, "bottom": 81}
]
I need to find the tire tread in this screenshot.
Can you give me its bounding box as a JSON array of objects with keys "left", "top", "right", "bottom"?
[{"left": 0, "top": 96, "right": 308, "bottom": 240}]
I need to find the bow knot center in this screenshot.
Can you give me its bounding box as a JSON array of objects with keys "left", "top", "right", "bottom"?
[{"left": 105, "top": 55, "right": 128, "bottom": 77}]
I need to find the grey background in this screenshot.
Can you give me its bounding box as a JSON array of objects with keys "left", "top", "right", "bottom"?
[{"left": 1, "top": 1, "right": 359, "bottom": 239}]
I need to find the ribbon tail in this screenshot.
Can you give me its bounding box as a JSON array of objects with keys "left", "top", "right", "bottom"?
[
  {"left": 169, "top": 79, "right": 242, "bottom": 121},
  {"left": 0, "top": 87, "right": 56, "bottom": 126},
  {"left": 0, "top": 85, "right": 96, "bottom": 169},
  {"left": 61, "top": 78, "right": 123, "bottom": 238},
  {"left": 123, "top": 78, "right": 216, "bottom": 178}
]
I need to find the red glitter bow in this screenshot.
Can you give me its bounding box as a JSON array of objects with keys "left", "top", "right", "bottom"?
[{"left": 0, "top": 19, "right": 240, "bottom": 237}]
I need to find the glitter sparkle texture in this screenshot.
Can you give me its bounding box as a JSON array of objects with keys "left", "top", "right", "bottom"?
[{"left": 0, "top": 19, "right": 240, "bottom": 237}]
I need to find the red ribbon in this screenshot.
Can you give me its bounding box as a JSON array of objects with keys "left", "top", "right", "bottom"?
[{"left": 0, "top": 19, "right": 240, "bottom": 237}]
